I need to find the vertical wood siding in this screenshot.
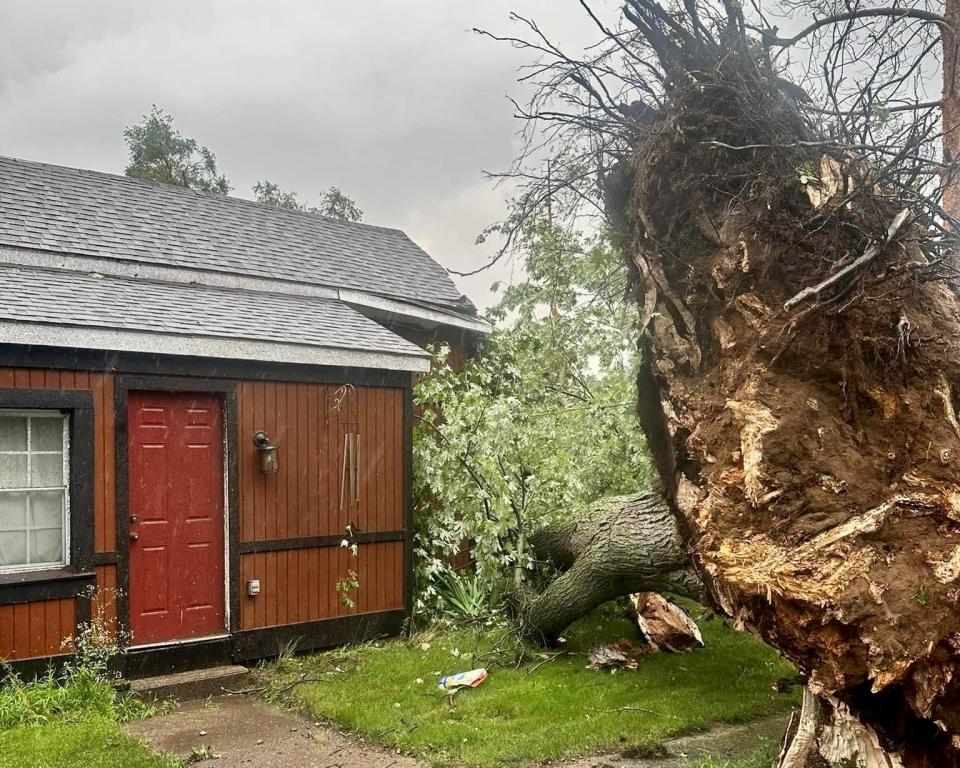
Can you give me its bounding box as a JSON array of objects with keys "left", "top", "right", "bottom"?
[
  {"left": 0, "top": 599, "right": 76, "bottom": 660},
  {"left": 93, "top": 564, "right": 119, "bottom": 625},
  {"left": 239, "top": 541, "right": 405, "bottom": 630},
  {"left": 238, "top": 383, "right": 405, "bottom": 540},
  {"left": 0, "top": 368, "right": 408, "bottom": 659},
  {"left": 237, "top": 382, "right": 407, "bottom": 630}
]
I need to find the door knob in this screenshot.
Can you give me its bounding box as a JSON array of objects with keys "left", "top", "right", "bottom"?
[
  {"left": 129, "top": 532, "right": 139, "bottom": 542},
  {"left": 129, "top": 515, "right": 138, "bottom": 523}
]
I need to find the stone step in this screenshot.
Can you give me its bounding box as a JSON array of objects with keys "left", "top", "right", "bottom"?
[{"left": 129, "top": 665, "right": 252, "bottom": 702}]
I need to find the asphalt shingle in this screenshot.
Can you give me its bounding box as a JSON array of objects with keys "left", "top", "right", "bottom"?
[
  {"left": 0, "top": 264, "right": 426, "bottom": 359},
  {"left": 0, "top": 155, "right": 471, "bottom": 312}
]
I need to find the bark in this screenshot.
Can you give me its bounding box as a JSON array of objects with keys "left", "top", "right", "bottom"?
[
  {"left": 947, "top": 0, "right": 960, "bottom": 220},
  {"left": 517, "top": 493, "right": 703, "bottom": 643}
]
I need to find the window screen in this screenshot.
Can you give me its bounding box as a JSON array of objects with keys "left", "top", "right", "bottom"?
[{"left": 0, "top": 411, "right": 69, "bottom": 570}]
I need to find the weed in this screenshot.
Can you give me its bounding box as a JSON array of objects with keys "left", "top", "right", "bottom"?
[
  {"left": 188, "top": 744, "right": 221, "bottom": 762},
  {"left": 335, "top": 569, "right": 360, "bottom": 608},
  {"left": 692, "top": 738, "right": 780, "bottom": 767}
]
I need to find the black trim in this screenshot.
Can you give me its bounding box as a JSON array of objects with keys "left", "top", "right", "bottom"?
[
  {"left": 0, "top": 569, "right": 95, "bottom": 604},
  {"left": 92, "top": 552, "right": 119, "bottom": 566},
  {"left": 120, "top": 636, "right": 235, "bottom": 679},
  {"left": 232, "top": 609, "right": 406, "bottom": 662},
  {"left": 239, "top": 531, "right": 405, "bottom": 554},
  {"left": 1, "top": 653, "right": 71, "bottom": 681},
  {"left": 114, "top": 379, "right": 130, "bottom": 632},
  {"left": 0, "top": 346, "right": 412, "bottom": 388},
  {"left": 115, "top": 376, "right": 238, "bottom": 642},
  {"left": 0, "top": 389, "right": 95, "bottom": 604}
]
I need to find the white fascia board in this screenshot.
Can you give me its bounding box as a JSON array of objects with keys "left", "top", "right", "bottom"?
[
  {"left": 0, "top": 244, "right": 490, "bottom": 334},
  {"left": 0, "top": 322, "right": 430, "bottom": 373},
  {"left": 338, "top": 289, "right": 492, "bottom": 334}
]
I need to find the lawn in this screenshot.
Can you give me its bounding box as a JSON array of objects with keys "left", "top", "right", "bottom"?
[
  {"left": 269, "top": 604, "right": 799, "bottom": 767},
  {"left": 0, "top": 667, "right": 175, "bottom": 768},
  {"left": 0, "top": 716, "right": 177, "bottom": 768}
]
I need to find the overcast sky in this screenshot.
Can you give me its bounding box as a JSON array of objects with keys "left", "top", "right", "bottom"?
[{"left": 0, "top": 1, "right": 623, "bottom": 310}]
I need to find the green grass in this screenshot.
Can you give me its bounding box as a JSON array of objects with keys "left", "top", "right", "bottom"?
[
  {"left": 0, "top": 666, "right": 175, "bottom": 768},
  {"left": 269, "top": 604, "right": 799, "bottom": 767},
  {"left": 692, "top": 738, "right": 781, "bottom": 767},
  {"left": 0, "top": 715, "right": 179, "bottom": 768}
]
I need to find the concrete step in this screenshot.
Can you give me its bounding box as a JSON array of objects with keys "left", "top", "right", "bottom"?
[{"left": 129, "top": 665, "right": 252, "bottom": 702}]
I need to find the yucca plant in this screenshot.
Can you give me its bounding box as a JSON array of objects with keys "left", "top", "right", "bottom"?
[{"left": 436, "top": 571, "right": 491, "bottom": 622}]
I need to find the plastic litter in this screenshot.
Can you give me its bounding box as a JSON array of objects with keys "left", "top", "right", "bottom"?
[{"left": 438, "top": 668, "right": 488, "bottom": 691}]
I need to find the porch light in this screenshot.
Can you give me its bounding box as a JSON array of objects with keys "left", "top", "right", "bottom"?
[{"left": 253, "top": 430, "right": 279, "bottom": 474}]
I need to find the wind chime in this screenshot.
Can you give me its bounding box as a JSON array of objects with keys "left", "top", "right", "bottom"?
[{"left": 329, "top": 384, "right": 360, "bottom": 513}]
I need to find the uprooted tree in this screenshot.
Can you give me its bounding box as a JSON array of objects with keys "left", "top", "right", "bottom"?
[
  {"left": 518, "top": 493, "right": 704, "bottom": 642},
  {"left": 485, "top": 0, "right": 960, "bottom": 765}
]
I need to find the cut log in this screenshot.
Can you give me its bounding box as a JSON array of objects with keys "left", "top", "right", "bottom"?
[{"left": 517, "top": 493, "right": 704, "bottom": 644}]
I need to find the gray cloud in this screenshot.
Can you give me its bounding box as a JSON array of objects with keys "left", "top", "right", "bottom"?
[{"left": 0, "top": 0, "right": 617, "bottom": 309}]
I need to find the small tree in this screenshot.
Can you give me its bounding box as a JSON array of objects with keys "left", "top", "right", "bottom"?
[
  {"left": 413, "top": 220, "right": 652, "bottom": 610},
  {"left": 123, "top": 106, "right": 230, "bottom": 194},
  {"left": 252, "top": 180, "right": 303, "bottom": 211},
  {"left": 253, "top": 180, "right": 364, "bottom": 222}
]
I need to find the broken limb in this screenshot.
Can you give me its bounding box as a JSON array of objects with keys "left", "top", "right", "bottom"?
[{"left": 515, "top": 493, "right": 703, "bottom": 644}]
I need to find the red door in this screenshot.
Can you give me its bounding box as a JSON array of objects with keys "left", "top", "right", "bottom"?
[{"left": 127, "top": 391, "right": 226, "bottom": 646}]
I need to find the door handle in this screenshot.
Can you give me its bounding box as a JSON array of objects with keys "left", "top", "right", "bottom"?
[{"left": 129, "top": 532, "right": 139, "bottom": 542}]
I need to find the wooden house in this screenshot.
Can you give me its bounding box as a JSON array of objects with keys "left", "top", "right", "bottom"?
[{"left": 0, "top": 156, "right": 487, "bottom": 674}]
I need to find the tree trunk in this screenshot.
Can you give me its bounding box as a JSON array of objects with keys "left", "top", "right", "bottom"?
[
  {"left": 946, "top": 0, "right": 960, "bottom": 219},
  {"left": 517, "top": 493, "right": 703, "bottom": 643}
]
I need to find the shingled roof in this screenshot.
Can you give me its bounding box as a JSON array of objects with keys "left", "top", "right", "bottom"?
[
  {"left": 0, "top": 263, "right": 428, "bottom": 370},
  {"left": 0, "top": 155, "right": 474, "bottom": 313},
  {"left": 0, "top": 155, "right": 488, "bottom": 371}
]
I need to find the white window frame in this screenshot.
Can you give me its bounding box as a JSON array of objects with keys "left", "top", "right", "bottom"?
[{"left": 0, "top": 409, "right": 71, "bottom": 573}]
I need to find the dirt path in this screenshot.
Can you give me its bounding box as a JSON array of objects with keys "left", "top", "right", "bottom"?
[
  {"left": 122, "top": 696, "right": 426, "bottom": 768},
  {"left": 124, "top": 695, "right": 789, "bottom": 768}
]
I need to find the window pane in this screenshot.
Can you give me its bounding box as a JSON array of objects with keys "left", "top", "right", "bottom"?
[
  {"left": 31, "top": 454, "right": 63, "bottom": 488},
  {"left": 0, "top": 416, "right": 27, "bottom": 452},
  {"left": 30, "top": 528, "right": 62, "bottom": 564},
  {"left": 0, "top": 456, "right": 27, "bottom": 489},
  {"left": 0, "top": 531, "right": 27, "bottom": 566},
  {"left": 32, "top": 417, "right": 64, "bottom": 452},
  {"left": 30, "top": 491, "right": 63, "bottom": 528},
  {"left": 0, "top": 492, "right": 27, "bottom": 530}
]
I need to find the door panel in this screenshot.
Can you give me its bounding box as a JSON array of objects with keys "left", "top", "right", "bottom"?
[{"left": 128, "top": 392, "right": 225, "bottom": 646}]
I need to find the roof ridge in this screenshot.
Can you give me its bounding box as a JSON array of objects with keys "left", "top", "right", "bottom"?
[
  {"left": 0, "top": 153, "right": 474, "bottom": 314},
  {"left": 0, "top": 153, "right": 409, "bottom": 238}
]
